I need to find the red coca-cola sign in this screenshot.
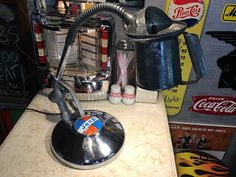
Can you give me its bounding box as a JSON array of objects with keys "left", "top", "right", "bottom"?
[{"left": 189, "top": 96, "right": 236, "bottom": 116}]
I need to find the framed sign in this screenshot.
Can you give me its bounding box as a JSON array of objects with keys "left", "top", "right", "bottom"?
[{"left": 0, "top": 0, "right": 39, "bottom": 108}]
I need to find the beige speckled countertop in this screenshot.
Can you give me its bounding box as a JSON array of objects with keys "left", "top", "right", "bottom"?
[{"left": 0, "top": 89, "right": 177, "bottom": 177}]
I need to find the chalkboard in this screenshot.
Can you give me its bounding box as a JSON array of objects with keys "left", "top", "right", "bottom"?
[{"left": 0, "top": 0, "right": 39, "bottom": 108}]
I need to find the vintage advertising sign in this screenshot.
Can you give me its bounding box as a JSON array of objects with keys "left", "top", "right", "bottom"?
[
  {"left": 169, "top": 121, "right": 236, "bottom": 174},
  {"left": 169, "top": 122, "right": 236, "bottom": 152},
  {"left": 168, "top": 0, "right": 205, "bottom": 27},
  {"left": 221, "top": 4, "right": 236, "bottom": 22},
  {"left": 189, "top": 96, "right": 236, "bottom": 116},
  {"left": 162, "top": 0, "right": 210, "bottom": 116}
]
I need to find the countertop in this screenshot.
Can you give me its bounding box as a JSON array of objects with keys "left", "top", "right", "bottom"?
[{"left": 0, "top": 89, "right": 177, "bottom": 177}]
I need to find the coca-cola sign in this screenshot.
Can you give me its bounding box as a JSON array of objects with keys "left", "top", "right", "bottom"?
[
  {"left": 168, "top": 0, "right": 204, "bottom": 27},
  {"left": 189, "top": 96, "right": 236, "bottom": 116}
]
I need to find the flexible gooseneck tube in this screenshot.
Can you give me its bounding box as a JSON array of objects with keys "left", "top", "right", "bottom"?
[{"left": 49, "top": 3, "right": 134, "bottom": 126}]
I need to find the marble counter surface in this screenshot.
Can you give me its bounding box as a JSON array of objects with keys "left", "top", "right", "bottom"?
[{"left": 0, "top": 89, "right": 177, "bottom": 177}]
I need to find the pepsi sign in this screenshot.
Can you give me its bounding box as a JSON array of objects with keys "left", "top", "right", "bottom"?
[{"left": 168, "top": 0, "right": 204, "bottom": 27}]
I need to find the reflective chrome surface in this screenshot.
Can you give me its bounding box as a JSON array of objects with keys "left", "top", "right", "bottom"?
[
  {"left": 74, "top": 76, "right": 103, "bottom": 93},
  {"left": 51, "top": 110, "right": 125, "bottom": 169}
]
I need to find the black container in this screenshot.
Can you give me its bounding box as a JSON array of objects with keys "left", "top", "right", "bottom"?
[
  {"left": 134, "top": 33, "right": 207, "bottom": 91},
  {"left": 136, "top": 37, "right": 181, "bottom": 90}
]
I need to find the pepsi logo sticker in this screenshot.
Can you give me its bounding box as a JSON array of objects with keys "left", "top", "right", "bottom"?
[
  {"left": 74, "top": 115, "right": 103, "bottom": 136},
  {"left": 168, "top": 0, "right": 204, "bottom": 27}
]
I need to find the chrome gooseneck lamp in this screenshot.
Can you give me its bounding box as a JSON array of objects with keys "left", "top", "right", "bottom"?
[{"left": 49, "top": 3, "right": 207, "bottom": 169}]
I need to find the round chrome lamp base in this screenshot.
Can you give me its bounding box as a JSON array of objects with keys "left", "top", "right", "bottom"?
[{"left": 50, "top": 110, "right": 125, "bottom": 170}]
